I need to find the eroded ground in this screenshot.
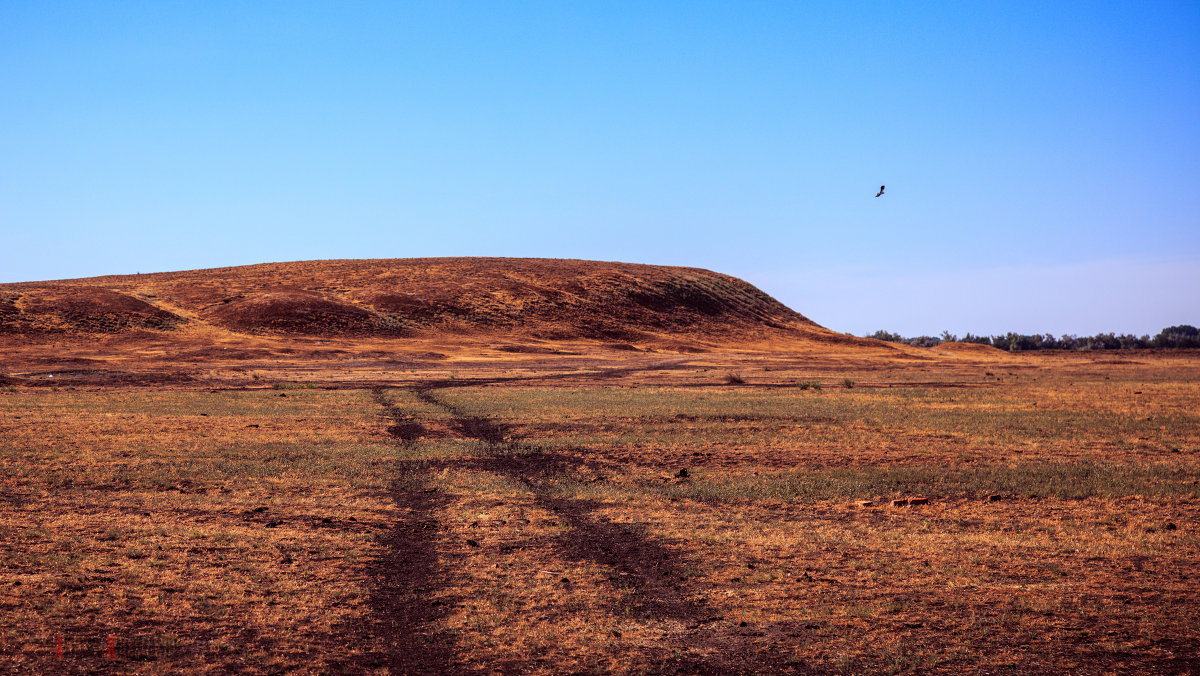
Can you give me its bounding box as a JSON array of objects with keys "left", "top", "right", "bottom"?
[{"left": 2, "top": 341, "right": 1198, "bottom": 673}]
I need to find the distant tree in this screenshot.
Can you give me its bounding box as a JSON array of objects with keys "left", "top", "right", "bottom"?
[
  {"left": 1162, "top": 324, "right": 1198, "bottom": 337},
  {"left": 1117, "top": 334, "right": 1150, "bottom": 349},
  {"left": 866, "top": 330, "right": 905, "bottom": 343},
  {"left": 1153, "top": 325, "right": 1200, "bottom": 348},
  {"left": 1083, "top": 333, "right": 1120, "bottom": 350},
  {"left": 1015, "top": 334, "right": 1042, "bottom": 351}
]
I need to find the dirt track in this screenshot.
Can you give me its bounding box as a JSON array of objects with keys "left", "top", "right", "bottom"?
[{"left": 370, "top": 375, "right": 792, "bottom": 674}]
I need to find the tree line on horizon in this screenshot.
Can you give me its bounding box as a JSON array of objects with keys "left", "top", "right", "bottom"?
[{"left": 865, "top": 325, "right": 1200, "bottom": 351}]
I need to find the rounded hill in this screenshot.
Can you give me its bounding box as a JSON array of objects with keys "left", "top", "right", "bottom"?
[{"left": 0, "top": 258, "right": 843, "bottom": 345}]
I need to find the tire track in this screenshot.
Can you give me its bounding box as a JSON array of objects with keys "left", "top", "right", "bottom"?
[
  {"left": 408, "top": 383, "right": 800, "bottom": 673},
  {"left": 362, "top": 368, "right": 806, "bottom": 673},
  {"left": 411, "top": 385, "right": 716, "bottom": 623},
  {"left": 354, "top": 388, "right": 460, "bottom": 675}
]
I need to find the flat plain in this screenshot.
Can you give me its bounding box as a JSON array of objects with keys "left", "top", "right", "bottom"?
[{"left": 1, "top": 260, "right": 1197, "bottom": 674}]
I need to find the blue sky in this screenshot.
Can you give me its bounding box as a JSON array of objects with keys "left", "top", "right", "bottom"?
[{"left": 2, "top": 1, "right": 1197, "bottom": 336}]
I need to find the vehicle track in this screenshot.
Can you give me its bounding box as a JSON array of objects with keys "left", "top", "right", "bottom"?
[
  {"left": 358, "top": 388, "right": 459, "bottom": 675},
  {"left": 359, "top": 364, "right": 809, "bottom": 673}
]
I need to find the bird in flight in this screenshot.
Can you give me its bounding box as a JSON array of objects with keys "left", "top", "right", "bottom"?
[{"left": 875, "top": 185, "right": 885, "bottom": 197}]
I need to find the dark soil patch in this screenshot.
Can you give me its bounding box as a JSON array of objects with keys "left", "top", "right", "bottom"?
[
  {"left": 203, "top": 290, "right": 403, "bottom": 336},
  {"left": 0, "top": 287, "right": 184, "bottom": 333},
  {"left": 494, "top": 344, "right": 579, "bottom": 355},
  {"left": 17, "top": 369, "right": 194, "bottom": 387}
]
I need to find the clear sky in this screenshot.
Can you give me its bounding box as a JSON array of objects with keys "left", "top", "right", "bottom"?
[{"left": 2, "top": 1, "right": 1197, "bottom": 337}]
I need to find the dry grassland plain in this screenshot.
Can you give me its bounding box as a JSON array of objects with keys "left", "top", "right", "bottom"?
[{"left": 2, "top": 341, "right": 1198, "bottom": 674}]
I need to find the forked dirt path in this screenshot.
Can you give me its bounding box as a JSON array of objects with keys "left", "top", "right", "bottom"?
[
  {"left": 363, "top": 364, "right": 803, "bottom": 673},
  {"left": 361, "top": 387, "right": 460, "bottom": 674}
]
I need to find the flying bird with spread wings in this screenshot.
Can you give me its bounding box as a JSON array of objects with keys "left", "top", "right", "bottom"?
[{"left": 875, "top": 185, "right": 885, "bottom": 197}]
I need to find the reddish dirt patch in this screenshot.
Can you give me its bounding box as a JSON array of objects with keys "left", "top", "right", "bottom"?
[{"left": 934, "top": 341, "right": 1006, "bottom": 354}]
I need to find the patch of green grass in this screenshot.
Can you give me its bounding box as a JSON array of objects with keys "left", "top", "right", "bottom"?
[
  {"left": 554, "top": 459, "right": 1200, "bottom": 504},
  {"left": 0, "top": 388, "right": 370, "bottom": 419},
  {"left": 655, "top": 460, "right": 1200, "bottom": 503},
  {"left": 437, "top": 385, "right": 1200, "bottom": 456}
]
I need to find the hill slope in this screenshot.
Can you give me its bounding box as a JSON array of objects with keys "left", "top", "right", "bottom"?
[{"left": 0, "top": 258, "right": 843, "bottom": 345}]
